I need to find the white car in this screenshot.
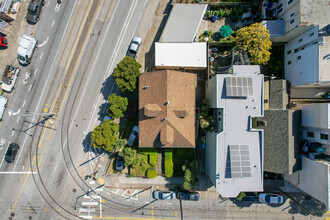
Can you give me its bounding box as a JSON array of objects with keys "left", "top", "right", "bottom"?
[
  {"left": 258, "top": 193, "right": 284, "bottom": 204},
  {"left": 127, "top": 126, "right": 139, "bottom": 146},
  {"left": 2, "top": 65, "right": 20, "bottom": 92},
  {"left": 127, "top": 36, "right": 142, "bottom": 59},
  {"left": 0, "top": 95, "right": 8, "bottom": 120}
]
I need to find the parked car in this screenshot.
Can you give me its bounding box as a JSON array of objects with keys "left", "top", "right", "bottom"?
[
  {"left": 0, "top": 95, "right": 8, "bottom": 121},
  {"left": 5, "top": 143, "right": 19, "bottom": 163},
  {"left": 127, "top": 126, "right": 139, "bottom": 147},
  {"left": 176, "top": 191, "right": 200, "bottom": 201},
  {"left": 27, "top": 0, "right": 45, "bottom": 24},
  {"left": 0, "top": 36, "right": 8, "bottom": 49},
  {"left": 115, "top": 154, "right": 125, "bottom": 171},
  {"left": 2, "top": 65, "right": 20, "bottom": 92},
  {"left": 258, "top": 193, "right": 284, "bottom": 204},
  {"left": 127, "top": 36, "right": 142, "bottom": 59},
  {"left": 153, "top": 191, "right": 176, "bottom": 200},
  {"left": 241, "top": 195, "right": 257, "bottom": 202}
]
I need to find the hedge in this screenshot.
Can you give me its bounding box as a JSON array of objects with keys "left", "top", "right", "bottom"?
[
  {"left": 138, "top": 148, "right": 158, "bottom": 167},
  {"left": 164, "top": 149, "right": 173, "bottom": 178},
  {"left": 147, "top": 169, "right": 157, "bottom": 178},
  {"left": 149, "top": 154, "right": 158, "bottom": 167}
]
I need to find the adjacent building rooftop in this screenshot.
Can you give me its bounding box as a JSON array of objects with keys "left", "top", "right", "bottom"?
[{"left": 159, "top": 4, "right": 207, "bottom": 43}]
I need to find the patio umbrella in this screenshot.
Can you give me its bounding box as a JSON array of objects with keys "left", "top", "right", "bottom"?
[{"left": 219, "top": 25, "right": 232, "bottom": 38}]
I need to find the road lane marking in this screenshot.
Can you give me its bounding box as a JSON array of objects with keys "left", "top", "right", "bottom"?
[
  {"left": 11, "top": 0, "right": 79, "bottom": 211},
  {"left": 47, "top": 0, "right": 50, "bottom": 7},
  {"left": 16, "top": 115, "right": 20, "bottom": 123},
  {"left": 55, "top": 3, "right": 61, "bottom": 11},
  {"left": 92, "top": 217, "right": 174, "bottom": 220},
  {"left": 152, "top": 206, "right": 153, "bottom": 218},
  {"left": 11, "top": 130, "right": 15, "bottom": 136},
  {"left": 175, "top": 210, "right": 177, "bottom": 216},
  {"left": 38, "top": 37, "right": 49, "bottom": 48},
  {"left": 28, "top": 84, "right": 32, "bottom": 91},
  {"left": 84, "top": 0, "right": 138, "bottom": 134},
  {"left": 22, "top": 100, "right": 26, "bottom": 107},
  {"left": 40, "top": 52, "right": 43, "bottom": 59},
  {"left": 52, "top": 20, "right": 55, "bottom": 27},
  {"left": 0, "top": 172, "right": 37, "bottom": 174},
  {"left": 0, "top": 143, "right": 9, "bottom": 167},
  {"left": 34, "top": 68, "right": 38, "bottom": 75},
  {"left": 12, "top": 109, "right": 20, "bottom": 116}
]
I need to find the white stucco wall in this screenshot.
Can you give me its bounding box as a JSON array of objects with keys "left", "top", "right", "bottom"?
[{"left": 285, "top": 157, "right": 330, "bottom": 211}]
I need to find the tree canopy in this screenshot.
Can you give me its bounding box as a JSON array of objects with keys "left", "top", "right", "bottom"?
[
  {"left": 113, "top": 56, "right": 142, "bottom": 93},
  {"left": 91, "top": 120, "right": 119, "bottom": 152},
  {"left": 107, "top": 93, "right": 128, "bottom": 119},
  {"left": 233, "top": 23, "right": 272, "bottom": 65}
]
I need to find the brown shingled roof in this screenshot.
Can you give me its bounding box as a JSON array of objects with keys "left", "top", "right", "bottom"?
[{"left": 139, "top": 70, "right": 196, "bottom": 148}]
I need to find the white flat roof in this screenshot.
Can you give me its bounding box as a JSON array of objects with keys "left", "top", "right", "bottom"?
[
  {"left": 159, "top": 4, "right": 207, "bottom": 43},
  {"left": 155, "top": 42, "right": 207, "bottom": 68},
  {"left": 213, "top": 67, "right": 264, "bottom": 197}
]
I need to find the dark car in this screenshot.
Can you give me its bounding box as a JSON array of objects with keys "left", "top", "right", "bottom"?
[
  {"left": 115, "top": 154, "right": 125, "bottom": 171},
  {"left": 241, "top": 195, "right": 257, "bottom": 202},
  {"left": 27, "top": 0, "right": 45, "bottom": 24},
  {"left": 176, "top": 191, "right": 200, "bottom": 201},
  {"left": 5, "top": 143, "right": 19, "bottom": 163}
]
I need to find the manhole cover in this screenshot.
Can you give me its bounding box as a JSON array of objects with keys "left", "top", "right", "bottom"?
[
  {"left": 73, "top": 188, "right": 76, "bottom": 193},
  {"left": 9, "top": 217, "right": 12, "bottom": 220},
  {"left": 10, "top": 213, "right": 15, "bottom": 217},
  {"left": 29, "top": 216, "right": 32, "bottom": 220}
]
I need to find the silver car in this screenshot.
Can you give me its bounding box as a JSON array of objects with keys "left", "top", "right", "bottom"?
[{"left": 153, "top": 191, "right": 176, "bottom": 200}]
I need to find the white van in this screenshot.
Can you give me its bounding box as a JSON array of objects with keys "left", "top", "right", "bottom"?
[
  {"left": 2, "top": 65, "right": 20, "bottom": 92},
  {"left": 0, "top": 95, "right": 8, "bottom": 120},
  {"left": 17, "top": 35, "right": 37, "bottom": 65}
]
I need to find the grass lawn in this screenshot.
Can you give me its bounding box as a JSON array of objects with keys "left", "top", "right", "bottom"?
[{"left": 173, "top": 148, "right": 196, "bottom": 176}]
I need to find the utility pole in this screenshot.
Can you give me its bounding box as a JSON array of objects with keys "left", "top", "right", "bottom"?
[{"left": 179, "top": 192, "right": 183, "bottom": 220}]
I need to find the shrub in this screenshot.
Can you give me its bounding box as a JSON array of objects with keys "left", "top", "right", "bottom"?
[
  {"left": 147, "top": 169, "right": 157, "bottom": 178},
  {"left": 123, "top": 147, "right": 136, "bottom": 166},
  {"left": 164, "top": 149, "right": 174, "bottom": 178},
  {"left": 236, "top": 192, "right": 246, "bottom": 201},
  {"left": 130, "top": 154, "right": 149, "bottom": 177},
  {"left": 149, "top": 154, "right": 158, "bottom": 167},
  {"left": 183, "top": 181, "right": 191, "bottom": 190}
]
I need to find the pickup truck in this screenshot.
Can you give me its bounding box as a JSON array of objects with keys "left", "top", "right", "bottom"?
[
  {"left": 2, "top": 65, "right": 19, "bottom": 92},
  {"left": 127, "top": 36, "right": 142, "bottom": 59}
]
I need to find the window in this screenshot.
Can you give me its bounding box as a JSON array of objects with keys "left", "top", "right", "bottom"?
[
  {"left": 288, "top": 0, "right": 295, "bottom": 5},
  {"left": 320, "top": 133, "right": 328, "bottom": 140},
  {"left": 310, "top": 32, "right": 315, "bottom": 37},
  {"left": 290, "top": 11, "right": 295, "bottom": 18},
  {"left": 297, "top": 55, "right": 301, "bottom": 60},
  {"left": 294, "top": 48, "right": 298, "bottom": 53},
  {"left": 287, "top": 50, "right": 291, "bottom": 54},
  {"left": 299, "top": 38, "right": 303, "bottom": 42},
  {"left": 288, "top": 60, "right": 291, "bottom": 65},
  {"left": 289, "top": 18, "right": 295, "bottom": 25},
  {"left": 307, "top": 132, "right": 314, "bottom": 138}
]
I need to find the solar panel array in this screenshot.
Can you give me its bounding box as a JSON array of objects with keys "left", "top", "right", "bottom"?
[
  {"left": 226, "top": 77, "right": 253, "bottom": 97},
  {"left": 227, "top": 145, "right": 251, "bottom": 178}
]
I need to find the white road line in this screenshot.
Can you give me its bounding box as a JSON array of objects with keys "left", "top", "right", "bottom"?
[
  {"left": 22, "top": 100, "right": 26, "bottom": 107},
  {"left": 40, "top": 52, "right": 43, "bottom": 59},
  {"left": 55, "top": 3, "right": 61, "bottom": 11},
  {"left": 84, "top": 0, "right": 139, "bottom": 134},
  {"left": 12, "top": 0, "right": 78, "bottom": 172},
  {"left": 0, "top": 143, "right": 10, "bottom": 168},
  {"left": 82, "top": 202, "right": 98, "bottom": 206},
  {"left": 16, "top": 115, "right": 20, "bottom": 123},
  {"left": 53, "top": 163, "right": 59, "bottom": 174},
  {"left": 34, "top": 68, "right": 38, "bottom": 75},
  {"left": 12, "top": 109, "right": 20, "bottom": 116},
  {"left": 0, "top": 172, "right": 38, "bottom": 174},
  {"left": 28, "top": 84, "right": 32, "bottom": 92},
  {"left": 72, "top": 1, "right": 120, "bottom": 134},
  {"left": 52, "top": 20, "right": 55, "bottom": 27},
  {"left": 47, "top": 0, "right": 50, "bottom": 7},
  {"left": 38, "top": 37, "right": 49, "bottom": 48},
  {"left": 11, "top": 130, "right": 15, "bottom": 136}
]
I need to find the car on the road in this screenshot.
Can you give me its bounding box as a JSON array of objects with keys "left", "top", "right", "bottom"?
[
  {"left": 176, "top": 191, "right": 200, "bottom": 201},
  {"left": 258, "top": 193, "right": 284, "bottom": 204},
  {"left": 27, "top": 0, "right": 45, "bottom": 24},
  {"left": 5, "top": 143, "right": 19, "bottom": 163},
  {"left": 153, "top": 191, "right": 176, "bottom": 200},
  {"left": 115, "top": 154, "right": 125, "bottom": 171},
  {"left": 127, "top": 126, "right": 139, "bottom": 147},
  {"left": 0, "top": 95, "right": 8, "bottom": 121},
  {"left": 127, "top": 36, "right": 142, "bottom": 59}
]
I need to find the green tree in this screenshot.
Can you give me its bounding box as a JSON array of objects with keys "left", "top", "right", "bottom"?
[
  {"left": 115, "top": 139, "right": 127, "bottom": 153},
  {"left": 113, "top": 56, "right": 142, "bottom": 93},
  {"left": 91, "top": 120, "right": 119, "bottom": 152},
  {"left": 233, "top": 23, "right": 272, "bottom": 65},
  {"left": 107, "top": 94, "right": 128, "bottom": 119},
  {"left": 123, "top": 147, "right": 137, "bottom": 166}
]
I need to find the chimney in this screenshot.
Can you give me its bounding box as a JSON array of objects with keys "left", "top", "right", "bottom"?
[
  {"left": 143, "top": 85, "right": 149, "bottom": 89},
  {"left": 165, "top": 100, "right": 170, "bottom": 105}
]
